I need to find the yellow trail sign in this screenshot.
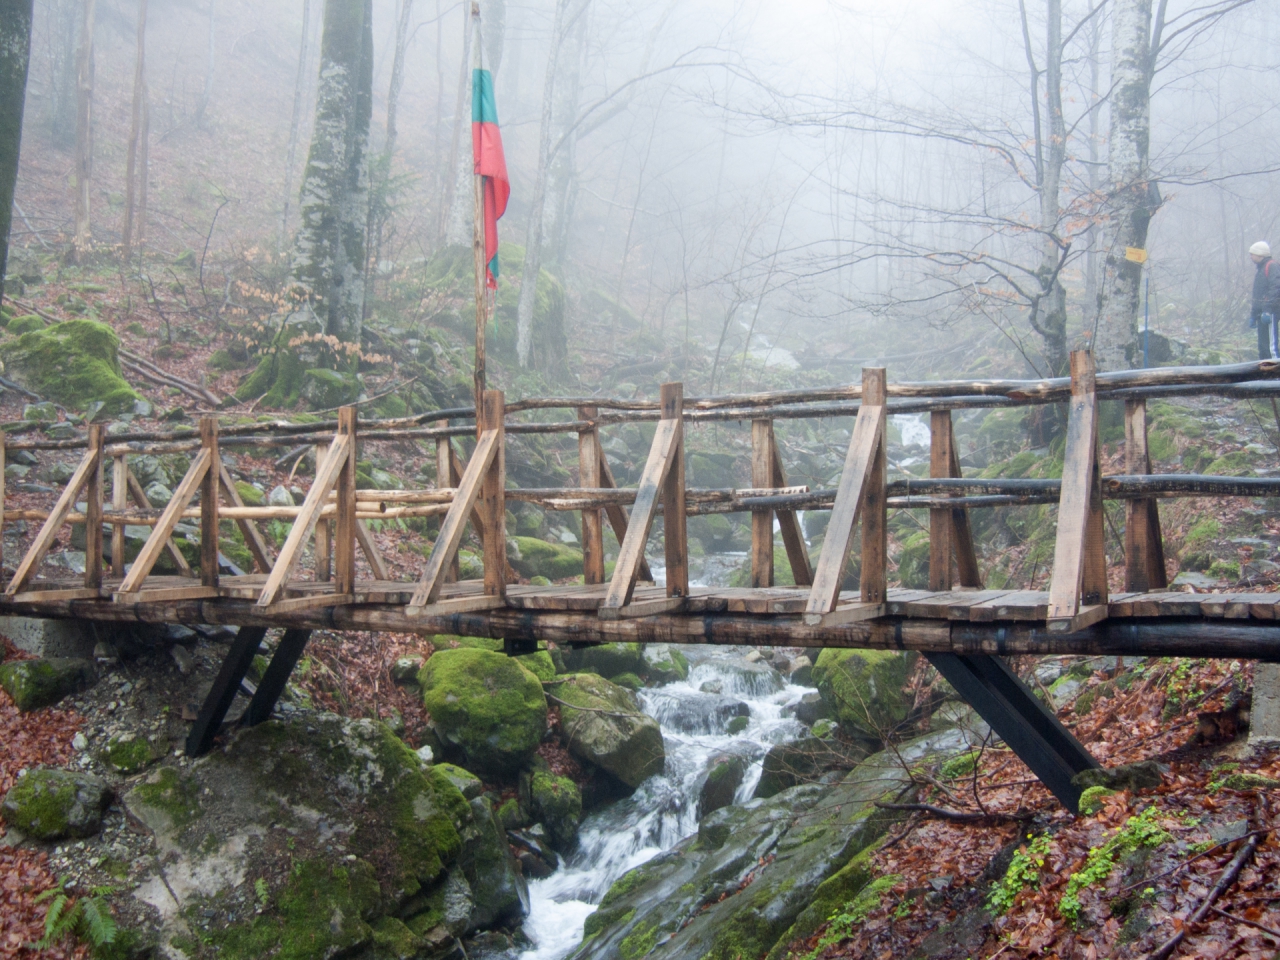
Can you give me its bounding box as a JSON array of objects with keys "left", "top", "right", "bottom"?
[{"left": 1125, "top": 247, "right": 1148, "bottom": 264}]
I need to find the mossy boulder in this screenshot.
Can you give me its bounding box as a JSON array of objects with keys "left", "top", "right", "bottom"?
[
  {"left": 753, "top": 735, "right": 852, "bottom": 799},
  {"left": 698, "top": 755, "right": 747, "bottom": 817},
  {"left": 641, "top": 644, "right": 689, "bottom": 684},
  {"left": 529, "top": 771, "right": 582, "bottom": 850},
  {"left": 508, "top": 535, "right": 584, "bottom": 580},
  {"left": 811, "top": 649, "right": 917, "bottom": 745},
  {"left": 434, "top": 762, "right": 483, "bottom": 800},
  {"left": 563, "top": 642, "right": 647, "bottom": 679},
  {"left": 300, "top": 367, "right": 361, "bottom": 409},
  {"left": 101, "top": 732, "right": 160, "bottom": 774},
  {"left": 233, "top": 481, "right": 264, "bottom": 506},
  {"left": 418, "top": 648, "right": 548, "bottom": 775},
  {"left": 2, "top": 767, "right": 112, "bottom": 839},
  {"left": 0, "top": 657, "right": 95, "bottom": 711},
  {"left": 0, "top": 319, "right": 139, "bottom": 413},
  {"left": 553, "top": 673, "right": 665, "bottom": 788},
  {"left": 7, "top": 314, "right": 45, "bottom": 335}
]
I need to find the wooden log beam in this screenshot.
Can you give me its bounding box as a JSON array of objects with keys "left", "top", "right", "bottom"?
[
  {"left": 200, "top": 418, "right": 219, "bottom": 590},
  {"left": 1123, "top": 399, "right": 1167, "bottom": 592},
  {"left": 928, "top": 410, "right": 954, "bottom": 591},
  {"left": 479, "top": 391, "right": 506, "bottom": 601},
  {"left": 83, "top": 425, "right": 104, "bottom": 590},
  {"left": 111, "top": 455, "right": 126, "bottom": 578},
  {"left": 771, "top": 437, "right": 813, "bottom": 586},
  {"left": 333, "top": 407, "right": 357, "bottom": 597},
  {"left": 661, "top": 383, "right": 689, "bottom": 600},
  {"left": 579, "top": 406, "right": 605, "bottom": 585},
  {"left": 751, "top": 419, "right": 774, "bottom": 588}
]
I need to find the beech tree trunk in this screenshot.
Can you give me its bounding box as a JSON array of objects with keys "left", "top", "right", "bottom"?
[
  {"left": 70, "top": 0, "right": 95, "bottom": 260},
  {"left": 195, "top": 0, "right": 215, "bottom": 127},
  {"left": 438, "top": 5, "right": 473, "bottom": 245},
  {"left": 0, "top": 0, "right": 34, "bottom": 300},
  {"left": 278, "top": 0, "right": 313, "bottom": 253},
  {"left": 121, "top": 0, "right": 147, "bottom": 262},
  {"left": 1095, "top": 0, "right": 1154, "bottom": 372},
  {"left": 291, "top": 0, "right": 374, "bottom": 345}
]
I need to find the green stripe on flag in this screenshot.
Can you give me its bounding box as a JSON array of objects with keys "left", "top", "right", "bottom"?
[{"left": 472, "top": 69, "right": 498, "bottom": 125}]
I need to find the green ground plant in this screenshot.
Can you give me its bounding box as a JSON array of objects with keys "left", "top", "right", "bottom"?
[{"left": 1058, "top": 807, "right": 1172, "bottom": 923}]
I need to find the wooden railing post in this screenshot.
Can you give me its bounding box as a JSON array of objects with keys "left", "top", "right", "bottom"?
[
  {"left": 1048, "top": 350, "right": 1108, "bottom": 630},
  {"left": 751, "top": 419, "right": 774, "bottom": 587},
  {"left": 199, "top": 418, "right": 219, "bottom": 589},
  {"left": 333, "top": 406, "right": 357, "bottom": 596},
  {"left": 1123, "top": 399, "right": 1167, "bottom": 592},
  {"left": 579, "top": 406, "right": 605, "bottom": 584},
  {"left": 111, "top": 454, "right": 127, "bottom": 578},
  {"left": 480, "top": 390, "right": 506, "bottom": 600},
  {"left": 84, "top": 424, "right": 104, "bottom": 590},
  {"left": 435, "top": 420, "right": 460, "bottom": 583},
  {"left": 860, "top": 369, "right": 887, "bottom": 604},
  {"left": 661, "top": 382, "right": 688, "bottom": 598},
  {"left": 314, "top": 445, "right": 331, "bottom": 582},
  {"left": 928, "top": 411, "right": 954, "bottom": 591},
  {"left": 770, "top": 436, "right": 813, "bottom": 587}
]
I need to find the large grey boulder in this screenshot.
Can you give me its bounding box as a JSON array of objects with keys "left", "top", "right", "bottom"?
[
  {"left": 2, "top": 767, "right": 112, "bottom": 839},
  {"left": 0, "top": 657, "right": 94, "bottom": 711},
  {"left": 554, "top": 673, "right": 665, "bottom": 788}
]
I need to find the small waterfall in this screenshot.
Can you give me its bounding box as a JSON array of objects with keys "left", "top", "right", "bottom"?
[{"left": 517, "top": 650, "right": 813, "bottom": 960}]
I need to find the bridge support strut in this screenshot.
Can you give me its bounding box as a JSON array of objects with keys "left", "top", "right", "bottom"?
[{"left": 925, "top": 652, "right": 1100, "bottom": 813}]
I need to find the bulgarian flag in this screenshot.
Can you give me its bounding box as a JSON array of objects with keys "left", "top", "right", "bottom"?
[{"left": 472, "top": 66, "right": 509, "bottom": 289}]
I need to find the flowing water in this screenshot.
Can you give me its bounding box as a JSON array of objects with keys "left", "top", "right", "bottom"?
[{"left": 516, "top": 650, "right": 814, "bottom": 960}]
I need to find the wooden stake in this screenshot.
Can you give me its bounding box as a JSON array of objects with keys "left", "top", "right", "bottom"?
[
  {"left": 751, "top": 419, "right": 774, "bottom": 587},
  {"left": 333, "top": 406, "right": 357, "bottom": 596},
  {"left": 84, "top": 425, "right": 104, "bottom": 589},
  {"left": 436, "top": 420, "right": 460, "bottom": 583},
  {"left": 770, "top": 439, "right": 813, "bottom": 586},
  {"left": 6, "top": 443, "right": 104, "bottom": 597},
  {"left": 861, "top": 369, "right": 888, "bottom": 604},
  {"left": 948, "top": 424, "right": 983, "bottom": 588},
  {"left": 929, "top": 410, "right": 954, "bottom": 591},
  {"left": 480, "top": 390, "right": 506, "bottom": 599},
  {"left": 199, "top": 418, "right": 219, "bottom": 589},
  {"left": 111, "top": 455, "right": 127, "bottom": 578},
  {"left": 470, "top": 2, "right": 486, "bottom": 417},
  {"left": 1123, "top": 399, "right": 1166, "bottom": 591},
  {"left": 579, "top": 406, "right": 605, "bottom": 584},
  {"left": 661, "top": 383, "right": 688, "bottom": 598},
  {"left": 314, "top": 445, "right": 331, "bottom": 581}
]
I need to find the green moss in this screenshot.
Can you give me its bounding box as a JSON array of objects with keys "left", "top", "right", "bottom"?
[
  {"left": 939, "top": 751, "right": 980, "bottom": 780},
  {"left": 370, "top": 916, "right": 423, "bottom": 959},
  {"left": 1205, "top": 450, "right": 1257, "bottom": 477},
  {"left": 418, "top": 648, "right": 548, "bottom": 774},
  {"left": 0, "top": 657, "right": 93, "bottom": 711},
  {"left": 1221, "top": 772, "right": 1280, "bottom": 790},
  {"left": 516, "top": 650, "right": 557, "bottom": 682},
  {"left": 496, "top": 798, "right": 524, "bottom": 829},
  {"left": 1, "top": 771, "right": 76, "bottom": 837},
  {"left": 233, "top": 481, "right": 264, "bottom": 506},
  {"left": 619, "top": 918, "right": 659, "bottom": 960},
  {"left": 0, "top": 319, "right": 138, "bottom": 413},
  {"left": 212, "top": 858, "right": 381, "bottom": 960},
  {"left": 1148, "top": 429, "right": 1178, "bottom": 462},
  {"left": 599, "top": 860, "right": 664, "bottom": 909},
  {"left": 127, "top": 767, "right": 201, "bottom": 832},
  {"left": 7, "top": 314, "right": 44, "bottom": 334},
  {"left": 726, "top": 715, "right": 750, "bottom": 735},
  {"left": 509, "top": 535, "right": 584, "bottom": 580},
  {"left": 1078, "top": 786, "right": 1116, "bottom": 815},
  {"left": 811, "top": 649, "right": 916, "bottom": 743},
  {"left": 531, "top": 771, "right": 582, "bottom": 849},
  {"left": 101, "top": 734, "right": 158, "bottom": 774},
  {"left": 582, "top": 906, "right": 635, "bottom": 941},
  {"left": 610, "top": 672, "right": 644, "bottom": 691}
]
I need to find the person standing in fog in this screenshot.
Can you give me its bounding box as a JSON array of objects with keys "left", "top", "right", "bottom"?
[{"left": 1249, "top": 241, "right": 1280, "bottom": 359}]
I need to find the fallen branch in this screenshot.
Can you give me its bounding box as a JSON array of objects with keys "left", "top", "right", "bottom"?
[
  {"left": 545, "top": 693, "right": 639, "bottom": 719},
  {"left": 873, "top": 801, "right": 1034, "bottom": 824},
  {"left": 1208, "top": 904, "right": 1280, "bottom": 940},
  {"left": 119, "top": 349, "right": 221, "bottom": 406},
  {"left": 1119, "top": 829, "right": 1271, "bottom": 894},
  {"left": 1145, "top": 832, "right": 1262, "bottom": 960}
]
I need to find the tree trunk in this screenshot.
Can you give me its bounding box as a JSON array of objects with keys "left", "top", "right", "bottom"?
[
  {"left": 1037, "top": 0, "right": 1067, "bottom": 378},
  {"left": 195, "top": 0, "right": 215, "bottom": 127},
  {"left": 121, "top": 0, "right": 147, "bottom": 262},
  {"left": 383, "top": 0, "right": 414, "bottom": 160},
  {"left": 290, "top": 0, "right": 374, "bottom": 345},
  {"left": 70, "top": 0, "right": 95, "bottom": 260},
  {"left": 1083, "top": 0, "right": 1103, "bottom": 319},
  {"left": 516, "top": 0, "right": 575, "bottom": 367},
  {"left": 1095, "top": 0, "right": 1154, "bottom": 372},
  {"left": 47, "top": 0, "right": 78, "bottom": 149},
  {"left": 278, "top": 0, "right": 313, "bottom": 254},
  {"left": 544, "top": 1, "right": 586, "bottom": 266},
  {"left": 437, "top": 5, "right": 473, "bottom": 245},
  {"left": 0, "top": 0, "right": 34, "bottom": 301},
  {"left": 137, "top": 84, "right": 148, "bottom": 247}
]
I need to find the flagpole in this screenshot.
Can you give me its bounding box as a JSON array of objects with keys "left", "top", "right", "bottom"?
[{"left": 469, "top": 0, "right": 486, "bottom": 432}]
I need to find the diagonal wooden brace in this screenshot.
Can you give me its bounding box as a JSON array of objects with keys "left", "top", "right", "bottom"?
[
  {"left": 804, "top": 368, "right": 887, "bottom": 618},
  {"left": 115, "top": 447, "right": 214, "bottom": 598},
  {"left": 1048, "top": 350, "right": 1108, "bottom": 629}
]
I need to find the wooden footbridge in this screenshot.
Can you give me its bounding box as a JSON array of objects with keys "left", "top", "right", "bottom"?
[{"left": 2, "top": 349, "right": 1279, "bottom": 810}]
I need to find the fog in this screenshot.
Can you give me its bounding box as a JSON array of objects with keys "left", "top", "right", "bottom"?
[{"left": 10, "top": 0, "right": 1280, "bottom": 390}]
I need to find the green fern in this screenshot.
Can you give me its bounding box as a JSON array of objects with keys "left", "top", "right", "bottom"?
[
  {"left": 33, "top": 879, "right": 117, "bottom": 950},
  {"left": 78, "top": 898, "right": 118, "bottom": 946}
]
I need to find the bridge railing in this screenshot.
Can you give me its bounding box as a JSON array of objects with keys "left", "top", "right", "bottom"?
[{"left": 3, "top": 351, "right": 1280, "bottom": 625}]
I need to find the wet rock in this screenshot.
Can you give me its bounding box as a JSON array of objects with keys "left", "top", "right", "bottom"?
[
  {"left": 528, "top": 770, "right": 582, "bottom": 851},
  {"left": 811, "top": 649, "right": 917, "bottom": 745},
  {"left": 643, "top": 687, "right": 749, "bottom": 736},
  {"left": 562, "top": 641, "right": 647, "bottom": 679},
  {"left": 0, "top": 657, "right": 95, "bottom": 711},
  {"left": 554, "top": 673, "right": 665, "bottom": 788},
  {"left": 695, "top": 657, "right": 785, "bottom": 698},
  {"left": 699, "top": 680, "right": 724, "bottom": 695},
  {"left": 575, "top": 727, "right": 980, "bottom": 960},
  {"left": 456, "top": 796, "right": 529, "bottom": 931},
  {"left": 754, "top": 735, "right": 855, "bottom": 799},
  {"left": 698, "top": 755, "right": 747, "bottom": 817},
  {"left": 1072, "top": 760, "right": 1164, "bottom": 794},
  {"left": 786, "top": 655, "right": 814, "bottom": 686},
  {"left": 792, "top": 691, "right": 832, "bottom": 726},
  {"left": 267, "top": 484, "right": 294, "bottom": 508},
  {"left": 391, "top": 655, "right": 424, "bottom": 683},
  {"left": 642, "top": 644, "right": 690, "bottom": 684},
  {"left": 169, "top": 644, "right": 194, "bottom": 675},
  {"left": 2, "top": 767, "right": 112, "bottom": 839},
  {"left": 418, "top": 648, "right": 548, "bottom": 775},
  {"left": 435, "top": 762, "right": 483, "bottom": 800},
  {"left": 101, "top": 732, "right": 160, "bottom": 774}
]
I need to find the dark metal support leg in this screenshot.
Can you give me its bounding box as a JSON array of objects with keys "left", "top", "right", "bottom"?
[
  {"left": 242, "top": 629, "right": 312, "bottom": 727},
  {"left": 186, "top": 627, "right": 267, "bottom": 758},
  {"left": 925, "top": 652, "right": 1100, "bottom": 813}
]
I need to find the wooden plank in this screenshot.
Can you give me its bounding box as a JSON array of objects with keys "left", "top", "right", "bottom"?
[
  {"left": 770, "top": 440, "right": 813, "bottom": 586},
  {"left": 751, "top": 419, "right": 774, "bottom": 588},
  {"left": 199, "top": 419, "right": 219, "bottom": 589},
  {"left": 805, "top": 369, "right": 886, "bottom": 616},
  {"left": 256, "top": 434, "right": 350, "bottom": 607},
  {"left": 115, "top": 448, "right": 212, "bottom": 596},
  {"left": 479, "top": 391, "right": 506, "bottom": 600},
  {"left": 597, "top": 445, "right": 653, "bottom": 582},
  {"left": 900, "top": 590, "right": 1009, "bottom": 619},
  {"left": 407, "top": 428, "right": 500, "bottom": 611},
  {"left": 598, "top": 596, "right": 687, "bottom": 620},
  {"left": 579, "top": 406, "right": 605, "bottom": 585},
  {"left": 1048, "top": 351, "right": 1104, "bottom": 620},
  {"left": 885, "top": 590, "right": 944, "bottom": 616},
  {"left": 111, "top": 455, "right": 127, "bottom": 578},
  {"left": 9, "top": 587, "right": 104, "bottom": 603},
  {"left": 807, "top": 601, "right": 886, "bottom": 628},
  {"left": 929, "top": 410, "right": 954, "bottom": 591},
  {"left": 114, "top": 585, "right": 219, "bottom": 604},
  {"left": 5, "top": 442, "right": 101, "bottom": 597},
  {"left": 969, "top": 590, "right": 1051, "bottom": 621},
  {"left": 269, "top": 592, "right": 356, "bottom": 614},
  {"left": 126, "top": 470, "right": 193, "bottom": 577},
  {"left": 601, "top": 417, "right": 682, "bottom": 611},
  {"left": 333, "top": 407, "right": 357, "bottom": 596},
  {"left": 408, "top": 593, "right": 505, "bottom": 616},
  {"left": 83, "top": 425, "right": 104, "bottom": 590},
  {"left": 1199, "top": 593, "right": 1260, "bottom": 618},
  {"left": 354, "top": 521, "right": 390, "bottom": 580},
  {"left": 661, "top": 383, "right": 689, "bottom": 599},
  {"left": 1122, "top": 400, "right": 1168, "bottom": 592},
  {"left": 861, "top": 369, "right": 888, "bottom": 604},
  {"left": 1047, "top": 603, "right": 1109, "bottom": 633}
]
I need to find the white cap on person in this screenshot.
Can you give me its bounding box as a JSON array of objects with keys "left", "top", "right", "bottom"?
[{"left": 1251, "top": 241, "right": 1271, "bottom": 258}]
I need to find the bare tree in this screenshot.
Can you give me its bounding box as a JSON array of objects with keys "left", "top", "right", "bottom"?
[
  {"left": 121, "top": 0, "right": 147, "bottom": 262},
  {"left": 70, "top": 0, "right": 95, "bottom": 260},
  {"left": 0, "top": 0, "right": 34, "bottom": 300},
  {"left": 278, "top": 0, "right": 314, "bottom": 254},
  {"left": 195, "top": 0, "right": 215, "bottom": 128}
]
